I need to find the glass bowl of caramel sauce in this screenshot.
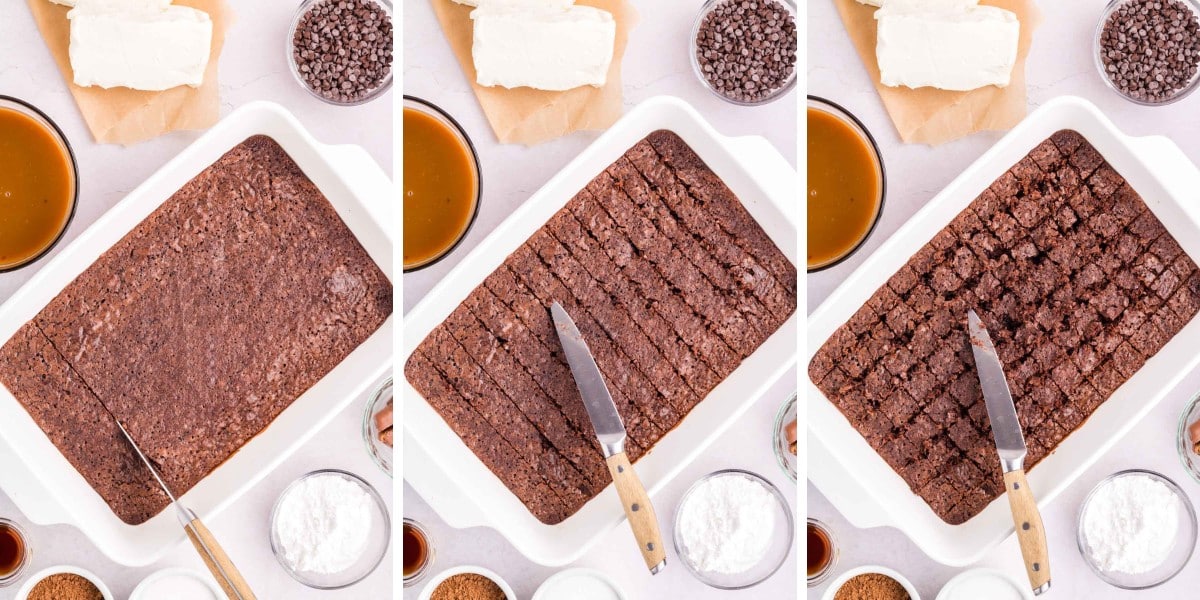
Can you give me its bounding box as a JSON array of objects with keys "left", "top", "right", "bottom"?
[
  {"left": 807, "top": 96, "right": 885, "bottom": 273},
  {"left": 403, "top": 96, "right": 481, "bottom": 273},
  {"left": 0, "top": 96, "right": 78, "bottom": 273}
]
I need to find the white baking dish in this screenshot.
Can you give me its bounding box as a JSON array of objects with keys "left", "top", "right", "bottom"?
[
  {"left": 0, "top": 102, "right": 394, "bottom": 566},
  {"left": 808, "top": 95, "right": 1200, "bottom": 566},
  {"left": 402, "top": 95, "right": 797, "bottom": 566}
]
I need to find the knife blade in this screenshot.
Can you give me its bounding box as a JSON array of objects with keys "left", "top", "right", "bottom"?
[
  {"left": 551, "top": 302, "right": 626, "bottom": 457},
  {"left": 967, "top": 310, "right": 1027, "bottom": 472},
  {"left": 113, "top": 419, "right": 183, "bottom": 508},
  {"left": 551, "top": 302, "right": 667, "bottom": 574},
  {"left": 966, "top": 309, "right": 1051, "bottom": 596},
  {"left": 113, "top": 419, "right": 257, "bottom": 600}
]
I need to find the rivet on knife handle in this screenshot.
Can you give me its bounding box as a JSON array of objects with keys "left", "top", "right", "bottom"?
[
  {"left": 1003, "top": 469, "right": 1051, "bottom": 594},
  {"left": 605, "top": 452, "right": 667, "bottom": 573}
]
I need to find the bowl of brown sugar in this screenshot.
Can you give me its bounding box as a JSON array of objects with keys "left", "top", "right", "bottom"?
[
  {"left": 822, "top": 565, "right": 920, "bottom": 600},
  {"left": 420, "top": 565, "right": 516, "bottom": 600},
  {"left": 16, "top": 566, "right": 112, "bottom": 600}
]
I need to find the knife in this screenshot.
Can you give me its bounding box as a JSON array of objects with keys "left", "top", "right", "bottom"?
[
  {"left": 551, "top": 302, "right": 667, "bottom": 574},
  {"left": 967, "top": 309, "right": 1051, "bottom": 595},
  {"left": 113, "top": 419, "right": 257, "bottom": 600}
]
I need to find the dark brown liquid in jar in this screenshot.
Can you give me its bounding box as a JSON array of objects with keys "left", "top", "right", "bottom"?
[
  {"left": 807, "top": 521, "right": 832, "bottom": 577},
  {"left": 0, "top": 523, "right": 24, "bottom": 576},
  {"left": 402, "top": 521, "right": 428, "bottom": 578}
]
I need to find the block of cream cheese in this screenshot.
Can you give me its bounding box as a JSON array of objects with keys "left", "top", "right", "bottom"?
[
  {"left": 68, "top": 0, "right": 212, "bottom": 91},
  {"left": 875, "top": 0, "right": 1018, "bottom": 91},
  {"left": 471, "top": 4, "right": 615, "bottom": 91}
]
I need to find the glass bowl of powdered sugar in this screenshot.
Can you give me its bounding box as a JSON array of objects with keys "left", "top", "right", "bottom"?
[
  {"left": 1076, "top": 469, "right": 1197, "bottom": 589},
  {"left": 673, "top": 469, "right": 794, "bottom": 589},
  {"left": 270, "top": 469, "right": 392, "bottom": 589}
]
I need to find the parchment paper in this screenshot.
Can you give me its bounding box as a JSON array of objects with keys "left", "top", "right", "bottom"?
[
  {"left": 834, "top": 0, "right": 1043, "bottom": 145},
  {"left": 26, "top": 0, "right": 232, "bottom": 146},
  {"left": 430, "top": 0, "right": 638, "bottom": 146}
]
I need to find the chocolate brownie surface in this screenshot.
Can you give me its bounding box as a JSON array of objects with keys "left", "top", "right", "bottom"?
[
  {"left": 0, "top": 324, "right": 167, "bottom": 523},
  {"left": 0, "top": 136, "right": 392, "bottom": 524},
  {"left": 811, "top": 131, "right": 1200, "bottom": 524},
  {"left": 405, "top": 131, "right": 797, "bottom": 524}
]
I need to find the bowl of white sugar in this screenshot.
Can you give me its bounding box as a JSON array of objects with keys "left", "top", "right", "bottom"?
[
  {"left": 129, "top": 568, "right": 222, "bottom": 600},
  {"left": 673, "top": 469, "right": 794, "bottom": 589},
  {"left": 270, "top": 469, "right": 392, "bottom": 589},
  {"left": 1076, "top": 469, "right": 1197, "bottom": 589}
]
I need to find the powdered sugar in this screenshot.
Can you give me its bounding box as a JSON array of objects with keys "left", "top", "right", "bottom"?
[
  {"left": 677, "top": 473, "right": 776, "bottom": 574},
  {"left": 1082, "top": 473, "right": 1181, "bottom": 574},
  {"left": 274, "top": 473, "right": 374, "bottom": 574}
]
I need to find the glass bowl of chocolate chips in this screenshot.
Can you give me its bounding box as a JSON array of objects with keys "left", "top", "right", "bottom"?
[
  {"left": 288, "top": 0, "right": 394, "bottom": 106},
  {"left": 690, "top": 0, "right": 798, "bottom": 106},
  {"left": 1094, "top": 0, "right": 1200, "bottom": 106}
]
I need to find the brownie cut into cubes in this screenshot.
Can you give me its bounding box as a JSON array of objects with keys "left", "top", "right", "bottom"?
[{"left": 810, "top": 131, "right": 1200, "bottom": 525}]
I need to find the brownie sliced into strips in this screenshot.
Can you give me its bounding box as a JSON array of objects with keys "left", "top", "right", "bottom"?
[
  {"left": 622, "top": 147, "right": 796, "bottom": 322},
  {"left": 405, "top": 352, "right": 570, "bottom": 525},
  {"left": 441, "top": 304, "right": 604, "bottom": 498},
  {"left": 645, "top": 131, "right": 797, "bottom": 295},
  {"left": 544, "top": 209, "right": 720, "bottom": 401},
  {"left": 406, "top": 132, "right": 795, "bottom": 524},
  {"left": 510, "top": 241, "right": 666, "bottom": 452},
  {"left": 458, "top": 286, "right": 609, "bottom": 490},
  {"left": 418, "top": 325, "right": 589, "bottom": 512},
  {"left": 607, "top": 161, "right": 787, "bottom": 327},
  {"left": 585, "top": 176, "right": 766, "bottom": 358},
  {"left": 569, "top": 191, "right": 743, "bottom": 377},
  {"left": 528, "top": 229, "right": 696, "bottom": 420}
]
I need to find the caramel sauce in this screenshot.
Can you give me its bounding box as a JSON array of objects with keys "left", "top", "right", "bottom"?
[
  {"left": 403, "top": 107, "right": 477, "bottom": 271},
  {"left": 807, "top": 107, "right": 882, "bottom": 270},
  {"left": 0, "top": 107, "right": 73, "bottom": 270}
]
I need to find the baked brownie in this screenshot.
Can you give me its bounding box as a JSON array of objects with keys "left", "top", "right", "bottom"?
[
  {"left": 0, "top": 136, "right": 392, "bottom": 524},
  {"left": 406, "top": 351, "right": 571, "bottom": 525},
  {"left": 546, "top": 205, "right": 723, "bottom": 398},
  {"left": 811, "top": 131, "right": 1200, "bottom": 525},
  {"left": 406, "top": 131, "right": 797, "bottom": 524},
  {"left": 0, "top": 324, "right": 167, "bottom": 523}
]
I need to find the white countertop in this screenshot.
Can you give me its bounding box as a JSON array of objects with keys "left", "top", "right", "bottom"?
[
  {"left": 809, "top": 0, "right": 1200, "bottom": 597},
  {"left": 402, "top": 0, "right": 799, "bottom": 598},
  {"left": 0, "top": 2, "right": 394, "bottom": 598}
]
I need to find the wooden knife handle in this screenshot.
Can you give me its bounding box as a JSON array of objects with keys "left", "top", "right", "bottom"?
[
  {"left": 185, "top": 518, "right": 258, "bottom": 600},
  {"left": 606, "top": 452, "right": 667, "bottom": 573},
  {"left": 1003, "top": 469, "right": 1051, "bottom": 594}
]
